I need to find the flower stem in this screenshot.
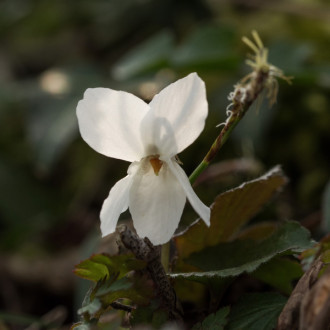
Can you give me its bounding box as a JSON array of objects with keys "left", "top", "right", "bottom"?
[
  {"left": 189, "top": 160, "right": 209, "bottom": 185},
  {"left": 189, "top": 112, "right": 242, "bottom": 185},
  {"left": 161, "top": 241, "right": 170, "bottom": 272},
  {"left": 119, "top": 226, "right": 181, "bottom": 320},
  {"left": 189, "top": 69, "right": 269, "bottom": 185},
  {"left": 189, "top": 31, "right": 293, "bottom": 185}
]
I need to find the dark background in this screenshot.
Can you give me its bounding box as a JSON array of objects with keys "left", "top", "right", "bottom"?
[{"left": 0, "top": 0, "right": 329, "bottom": 328}]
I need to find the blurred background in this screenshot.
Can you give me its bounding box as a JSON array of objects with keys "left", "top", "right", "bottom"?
[{"left": 0, "top": 0, "right": 329, "bottom": 328}]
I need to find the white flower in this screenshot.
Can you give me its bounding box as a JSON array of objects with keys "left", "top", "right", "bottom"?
[{"left": 76, "top": 73, "right": 210, "bottom": 245}]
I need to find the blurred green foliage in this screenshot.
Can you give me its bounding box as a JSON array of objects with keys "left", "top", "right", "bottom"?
[{"left": 0, "top": 0, "right": 329, "bottom": 327}]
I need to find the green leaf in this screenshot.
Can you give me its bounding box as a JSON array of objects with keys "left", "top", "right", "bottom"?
[
  {"left": 96, "top": 273, "right": 154, "bottom": 306},
  {"left": 171, "top": 221, "right": 312, "bottom": 279},
  {"left": 175, "top": 166, "right": 288, "bottom": 258},
  {"left": 235, "top": 222, "right": 277, "bottom": 241},
  {"left": 74, "top": 254, "right": 147, "bottom": 282},
  {"left": 77, "top": 286, "right": 104, "bottom": 321},
  {"left": 96, "top": 277, "right": 132, "bottom": 296},
  {"left": 78, "top": 298, "right": 102, "bottom": 316},
  {"left": 130, "top": 299, "right": 168, "bottom": 329},
  {"left": 172, "top": 25, "right": 239, "bottom": 71},
  {"left": 75, "top": 254, "right": 153, "bottom": 325},
  {"left": 92, "top": 253, "right": 147, "bottom": 279},
  {"left": 74, "top": 257, "right": 112, "bottom": 282},
  {"left": 252, "top": 257, "right": 303, "bottom": 294},
  {"left": 300, "top": 235, "right": 330, "bottom": 268},
  {"left": 112, "top": 30, "right": 174, "bottom": 80},
  {"left": 322, "top": 249, "right": 330, "bottom": 264},
  {"left": 192, "top": 306, "right": 230, "bottom": 330},
  {"left": 226, "top": 293, "right": 287, "bottom": 330}
]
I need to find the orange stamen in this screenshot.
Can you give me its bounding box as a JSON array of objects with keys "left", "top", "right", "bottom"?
[{"left": 149, "top": 157, "right": 163, "bottom": 175}]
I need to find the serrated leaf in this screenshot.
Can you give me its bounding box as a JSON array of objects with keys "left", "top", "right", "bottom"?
[
  {"left": 226, "top": 293, "right": 287, "bottom": 330},
  {"left": 192, "top": 306, "right": 230, "bottom": 330},
  {"left": 252, "top": 257, "right": 303, "bottom": 294},
  {"left": 74, "top": 259, "right": 110, "bottom": 282},
  {"left": 175, "top": 166, "right": 288, "bottom": 258},
  {"left": 171, "top": 221, "right": 312, "bottom": 279}
]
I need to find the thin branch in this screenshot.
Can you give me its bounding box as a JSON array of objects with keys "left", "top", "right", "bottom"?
[
  {"left": 110, "top": 301, "right": 135, "bottom": 313},
  {"left": 118, "top": 225, "right": 182, "bottom": 321}
]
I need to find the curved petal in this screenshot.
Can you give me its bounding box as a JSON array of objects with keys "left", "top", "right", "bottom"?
[
  {"left": 142, "top": 73, "right": 208, "bottom": 157},
  {"left": 100, "top": 163, "right": 138, "bottom": 236},
  {"left": 139, "top": 114, "right": 178, "bottom": 158},
  {"left": 77, "top": 88, "right": 149, "bottom": 162},
  {"left": 166, "top": 158, "right": 210, "bottom": 226},
  {"left": 129, "top": 159, "right": 186, "bottom": 245}
]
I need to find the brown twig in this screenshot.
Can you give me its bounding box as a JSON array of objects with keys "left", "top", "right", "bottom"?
[
  {"left": 110, "top": 301, "right": 134, "bottom": 313},
  {"left": 300, "top": 265, "right": 330, "bottom": 330},
  {"left": 277, "top": 257, "right": 324, "bottom": 330},
  {"left": 118, "top": 225, "right": 181, "bottom": 320}
]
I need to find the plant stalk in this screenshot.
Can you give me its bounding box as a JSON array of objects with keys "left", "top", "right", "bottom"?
[{"left": 189, "top": 69, "right": 269, "bottom": 185}]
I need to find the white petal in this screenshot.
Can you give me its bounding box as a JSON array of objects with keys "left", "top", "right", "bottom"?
[
  {"left": 139, "top": 113, "right": 178, "bottom": 157},
  {"left": 129, "top": 159, "right": 186, "bottom": 245},
  {"left": 142, "top": 73, "right": 208, "bottom": 157},
  {"left": 100, "top": 169, "right": 135, "bottom": 237},
  {"left": 77, "top": 88, "right": 149, "bottom": 162},
  {"left": 166, "top": 158, "right": 210, "bottom": 226}
]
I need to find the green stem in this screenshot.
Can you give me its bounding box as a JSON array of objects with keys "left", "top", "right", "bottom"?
[
  {"left": 161, "top": 241, "right": 170, "bottom": 272},
  {"left": 189, "top": 160, "right": 208, "bottom": 185},
  {"left": 189, "top": 69, "right": 269, "bottom": 185},
  {"left": 189, "top": 112, "right": 242, "bottom": 185}
]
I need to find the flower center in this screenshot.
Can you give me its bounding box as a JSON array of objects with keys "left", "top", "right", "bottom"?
[{"left": 149, "top": 156, "right": 163, "bottom": 175}]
